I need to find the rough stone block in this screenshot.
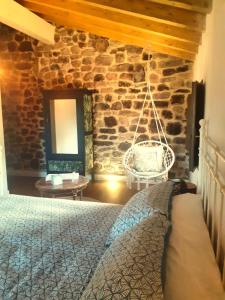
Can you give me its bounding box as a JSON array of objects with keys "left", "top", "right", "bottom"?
[
  {"left": 142, "top": 53, "right": 152, "bottom": 60},
  {"left": 110, "top": 136, "right": 117, "bottom": 140},
  {"left": 111, "top": 63, "right": 133, "bottom": 72},
  {"left": 119, "top": 126, "right": 127, "bottom": 133},
  {"left": 95, "top": 55, "right": 113, "bottom": 66},
  {"left": 158, "top": 59, "right": 183, "bottom": 68},
  {"left": 93, "top": 38, "right": 109, "bottom": 52},
  {"left": 149, "top": 119, "right": 164, "bottom": 134},
  {"left": 158, "top": 84, "right": 169, "bottom": 91},
  {"left": 122, "top": 100, "right": 132, "bottom": 109},
  {"left": 153, "top": 101, "right": 169, "bottom": 108},
  {"left": 120, "top": 73, "right": 133, "bottom": 81},
  {"left": 166, "top": 122, "right": 182, "bottom": 135},
  {"left": 129, "top": 88, "right": 141, "bottom": 93},
  {"left": 98, "top": 135, "right": 108, "bottom": 140},
  {"left": 18, "top": 41, "right": 33, "bottom": 52},
  {"left": 116, "top": 53, "right": 125, "bottom": 63},
  {"left": 119, "top": 110, "right": 139, "bottom": 117},
  {"left": 118, "top": 142, "right": 131, "bottom": 151},
  {"left": 175, "top": 89, "right": 190, "bottom": 93},
  {"left": 171, "top": 94, "right": 185, "bottom": 104},
  {"left": 177, "top": 65, "right": 189, "bottom": 73},
  {"left": 82, "top": 57, "right": 92, "bottom": 65},
  {"left": 118, "top": 81, "right": 131, "bottom": 87},
  {"left": 95, "top": 103, "right": 110, "bottom": 111},
  {"left": 136, "top": 134, "right": 149, "bottom": 143},
  {"left": 130, "top": 125, "right": 146, "bottom": 133},
  {"left": 106, "top": 73, "right": 118, "bottom": 80},
  {"left": 94, "top": 140, "right": 113, "bottom": 146},
  {"left": 126, "top": 45, "right": 142, "bottom": 55},
  {"left": 111, "top": 102, "right": 122, "bottom": 110},
  {"left": 162, "top": 110, "right": 173, "bottom": 119},
  {"left": 114, "top": 88, "right": 127, "bottom": 94},
  {"left": 94, "top": 74, "right": 105, "bottom": 81},
  {"left": 104, "top": 116, "right": 117, "bottom": 127},
  {"left": 133, "top": 101, "right": 143, "bottom": 109},
  {"left": 163, "top": 68, "right": 176, "bottom": 76}
]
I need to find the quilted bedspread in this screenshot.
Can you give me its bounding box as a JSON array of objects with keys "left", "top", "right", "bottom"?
[{"left": 0, "top": 194, "right": 122, "bottom": 300}]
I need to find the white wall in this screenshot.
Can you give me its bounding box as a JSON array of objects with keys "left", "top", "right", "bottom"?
[
  {"left": 0, "top": 87, "right": 8, "bottom": 195},
  {"left": 194, "top": 0, "right": 225, "bottom": 151}
]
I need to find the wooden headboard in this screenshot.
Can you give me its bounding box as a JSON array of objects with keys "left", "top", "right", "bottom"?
[{"left": 198, "top": 119, "right": 225, "bottom": 287}]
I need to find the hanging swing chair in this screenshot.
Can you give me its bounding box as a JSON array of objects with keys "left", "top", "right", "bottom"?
[{"left": 123, "top": 54, "right": 175, "bottom": 190}]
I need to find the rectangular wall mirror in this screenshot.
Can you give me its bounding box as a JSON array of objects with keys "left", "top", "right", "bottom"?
[
  {"left": 50, "top": 99, "right": 78, "bottom": 155},
  {"left": 43, "top": 89, "right": 94, "bottom": 175}
]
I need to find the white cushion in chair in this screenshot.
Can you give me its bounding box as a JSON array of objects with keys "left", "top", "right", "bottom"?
[{"left": 134, "top": 145, "right": 164, "bottom": 172}]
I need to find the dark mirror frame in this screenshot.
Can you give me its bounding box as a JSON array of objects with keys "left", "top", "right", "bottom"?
[{"left": 43, "top": 89, "right": 87, "bottom": 164}]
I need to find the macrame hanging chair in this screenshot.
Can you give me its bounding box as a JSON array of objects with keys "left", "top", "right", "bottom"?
[{"left": 123, "top": 54, "right": 175, "bottom": 189}]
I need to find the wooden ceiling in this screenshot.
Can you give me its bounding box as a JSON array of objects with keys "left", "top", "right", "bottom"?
[{"left": 17, "top": 0, "right": 212, "bottom": 61}]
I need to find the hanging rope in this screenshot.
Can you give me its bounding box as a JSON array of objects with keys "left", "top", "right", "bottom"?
[
  {"left": 123, "top": 51, "right": 175, "bottom": 187},
  {"left": 132, "top": 52, "right": 168, "bottom": 146}
]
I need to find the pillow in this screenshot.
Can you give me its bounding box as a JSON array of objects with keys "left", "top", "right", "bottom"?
[
  {"left": 164, "top": 193, "right": 225, "bottom": 300},
  {"left": 81, "top": 213, "right": 170, "bottom": 300},
  {"left": 134, "top": 145, "right": 164, "bottom": 172},
  {"left": 106, "top": 181, "right": 174, "bottom": 245},
  {"left": 145, "top": 181, "right": 174, "bottom": 217}
]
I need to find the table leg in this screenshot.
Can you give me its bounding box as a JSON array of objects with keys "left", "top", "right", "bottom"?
[{"left": 72, "top": 190, "right": 77, "bottom": 200}]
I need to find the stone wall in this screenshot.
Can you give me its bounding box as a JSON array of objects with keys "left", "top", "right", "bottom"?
[
  {"left": 0, "top": 26, "right": 45, "bottom": 171},
  {"left": 0, "top": 25, "right": 193, "bottom": 178}
]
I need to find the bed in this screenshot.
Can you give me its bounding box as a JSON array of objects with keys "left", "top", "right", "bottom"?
[
  {"left": 0, "top": 119, "right": 224, "bottom": 300},
  {"left": 0, "top": 196, "right": 122, "bottom": 299}
]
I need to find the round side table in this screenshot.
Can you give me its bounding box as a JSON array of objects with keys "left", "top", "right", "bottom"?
[{"left": 35, "top": 175, "right": 89, "bottom": 200}]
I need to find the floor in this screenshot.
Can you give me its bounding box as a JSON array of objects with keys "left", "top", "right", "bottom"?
[{"left": 7, "top": 176, "right": 138, "bottom": 205}]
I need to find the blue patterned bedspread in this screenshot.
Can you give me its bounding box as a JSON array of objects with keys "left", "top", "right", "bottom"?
[{"left": 0, "top": 195, "right": 122, "bottom": 300}]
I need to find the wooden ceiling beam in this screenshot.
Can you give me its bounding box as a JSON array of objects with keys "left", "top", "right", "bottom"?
[
  {"left": 19, "top": 0, "right": 206, "bottom": 30},
  {"left": 19, "top": 0, "right": 201, "bottom": 52},
  {"left": 0, "top": 0, "right": 55, "bottom": 44},
  {"left": 69, "top": 0, "right": 206, "bottom": 30},
  {"left": 19, "top": 0, "right": 202, "bottom": 44},
  {"left": 42, "top": 12, "right": 196, "bottom": 61},
  {"left": 147, "top": 0, "right": 212, "bottom": 14}
]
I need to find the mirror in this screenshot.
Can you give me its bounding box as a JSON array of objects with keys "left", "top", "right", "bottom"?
[{"left": 50, "top": 99, "right": 78, "bottom": 155}]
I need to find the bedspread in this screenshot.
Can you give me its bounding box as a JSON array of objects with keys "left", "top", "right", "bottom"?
[{"left": 0, "top": 195, "right": 122, "bottom": 300}]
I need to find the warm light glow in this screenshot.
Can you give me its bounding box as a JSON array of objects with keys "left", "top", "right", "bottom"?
[
  {"left": 107, "top": 176, "right": 120, "bottom": 190},
  {"left": 0, "top": 69, "right": 3, "bottom": 79}
]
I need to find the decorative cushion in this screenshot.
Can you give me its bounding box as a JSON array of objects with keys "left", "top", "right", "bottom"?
[
  {"left": 144, "top": 181, "right": 174, "bottom": 217},
  {"left": 81, "top": 213, "right": 170, "bottom": 300},
  {"left": 106, "top": 181, "right": 174, "bottom": 245},
  {"left": 134, "top": 145, "right": 164, "bottom": 172}
]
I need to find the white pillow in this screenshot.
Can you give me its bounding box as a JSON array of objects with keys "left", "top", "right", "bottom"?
[
  {"left": 134, "top": 145, "right": 164, "bottom": 172},
  {"left": 164, "top": 194, "right": 225, "bottom": 300}
]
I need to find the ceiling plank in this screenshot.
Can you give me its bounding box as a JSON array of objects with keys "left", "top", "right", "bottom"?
[
  {"left": 0, "top": 0, "right": 55, "bottom": 44},
  {"left": 42, "top": 12, "right": 196, "bottom": 61},
  {"left": 19, "top": 0, "right": 200, "bottom": 52},
  {"left": 20, "top": 0, "right": 202, "bottom": 44},
  {"left": 18, "top": 0, "right": 206, "bottom": 31},
  {"left": 146, "top": 0, "right": 212, "bottom": 14},
  {"left": 69, "top": 0, "right": 206, "bottom": 30}
]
